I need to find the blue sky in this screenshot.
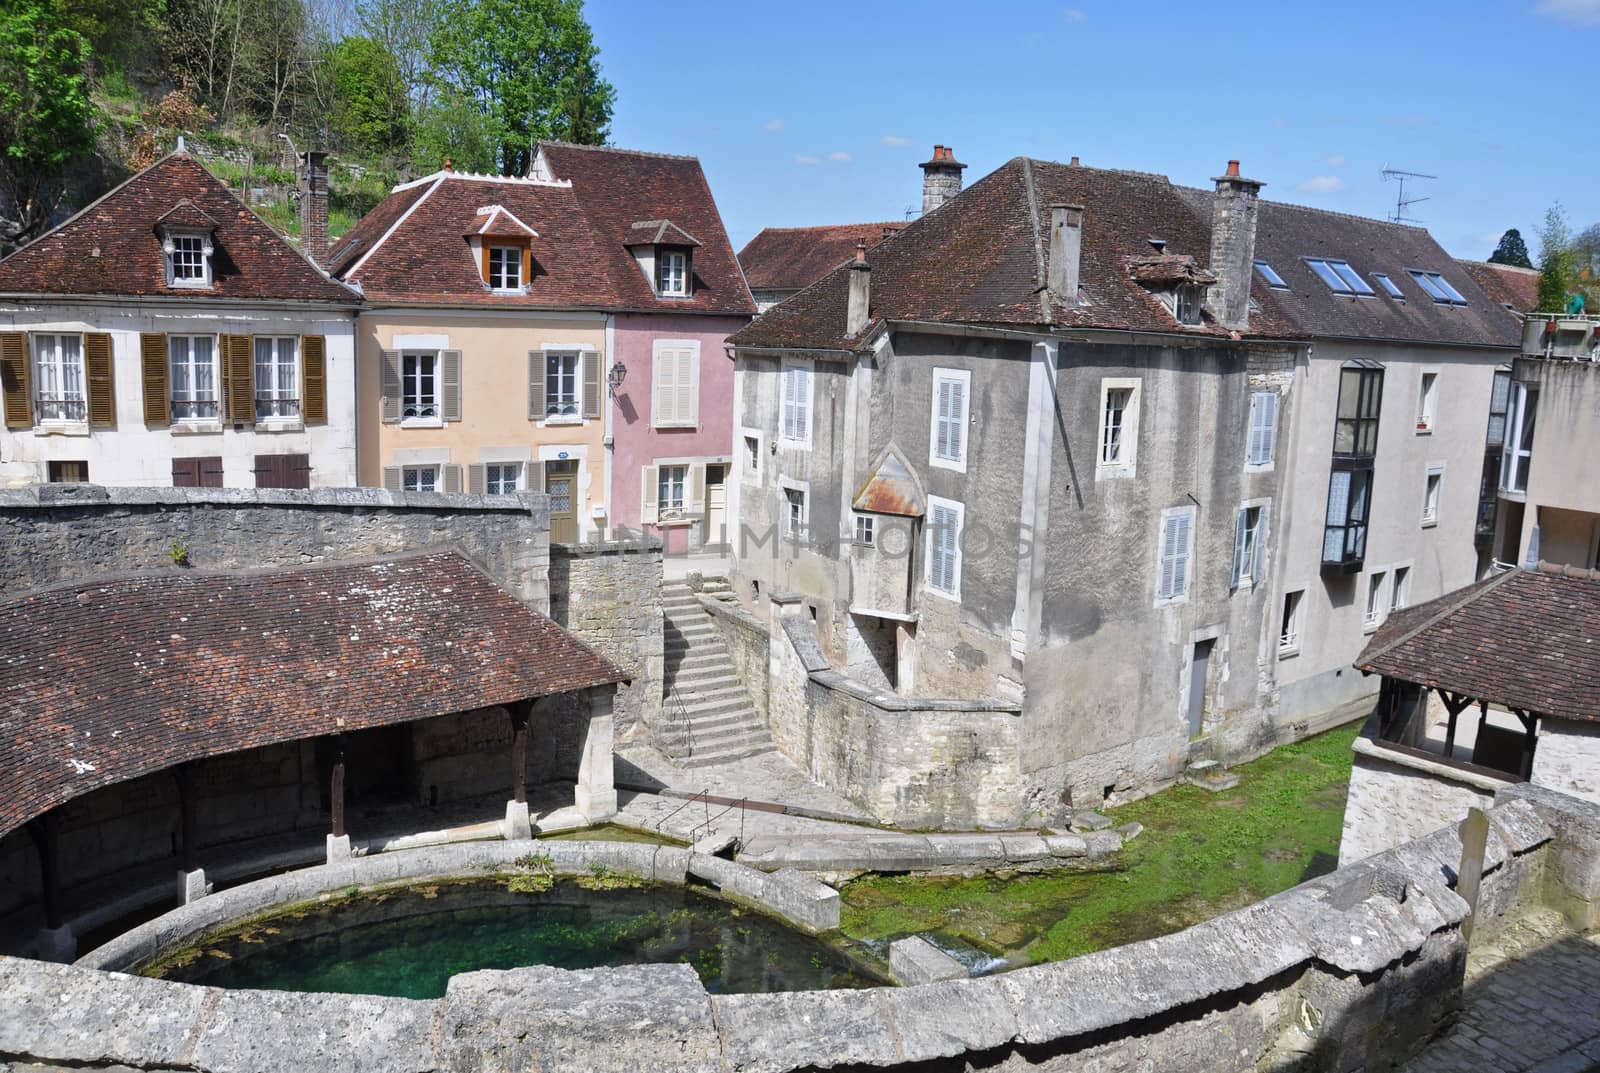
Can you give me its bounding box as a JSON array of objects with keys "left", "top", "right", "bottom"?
[{"left": 586, "top": 0, "right": 1600, "bottom": 259}]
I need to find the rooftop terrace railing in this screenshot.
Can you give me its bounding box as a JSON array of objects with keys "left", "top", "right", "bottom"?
[{"left": 1522, "top": 313, "right": 1600, "bottom": 361}]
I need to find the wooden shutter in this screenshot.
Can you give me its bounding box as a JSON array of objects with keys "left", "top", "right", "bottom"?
[
  {"left": 1172, "top": 512, "right": 1192, "bottom": 598},
  {"left": 1255, "top": 505, "right": 1270, "bottom": 581},
  {"left": 200, "top": 456, "right": 223, "bottom": 487},
  {"left": 528, "top": 351, "right": 546, "bottom": 419},
  {"left": 679, "top": 349, "right": 697, "bottom": 426},
  {"left": 288, "top": 453, "right": 311, "bottom": 489},
  {"left": 527, "top": 460, "right": 545, "bottom": 499},
  {"left": 641, "top": 464, "right": 659, "bottom": 524},
  {"left": 380, "top": 350, "right": 401, "bottom": 423},
  {"left": 582, "top": 350, "right": 600, "bottom": 418},
  {"left": 441, "top": 350, "right": 462, "bottom": 422},
  {"left": 172, "top": 457, "right": 199, "bottom": 487},
  {"left": 467, "top": 463, "right": 486, "bottom": 494},
  {"left": 652, "top": 349, "right": 669, "bottom": 425},
  {"left": 140, "top": 333, "right": 169, "bottom": 426},
  {"left": 300, "top": 335, "right": 327, "bottom": 425},
  {"left": 442, "top": 463, "right": 462, "bottom": 494},
  {"left": 223, "top": 335, "right": 254, "bottom": 424},
  {"left": 382, "top": 466, "right": 402, "bottom": 492},
  {"left": 688, "top": 462, "right": 706, "bottom": 516},
  {"left": 1231, "top": 509, "right": 1248, "bottom": 589},
  {"left": 1, "top": 332, "right": 31, "bottom": 429},
  {"left": 84, "top": 333, "right": 116, "bottom": 428},
  {"left": 252, "top": 454, "right": 275, "bottom": 487}
]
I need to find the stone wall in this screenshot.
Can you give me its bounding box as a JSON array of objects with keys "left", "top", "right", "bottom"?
[
  {"left": 547, "top": 542, "right": 664, "bottom": 740},
  {"left": 1339, "top": 735, "right": 1508, "bottom": 866},
  {"left": 1531, "top": 716, "right": 1600, "bottom": 807},
  {"left": 699, "top": 594, "right": 769, "bottom": 721}
]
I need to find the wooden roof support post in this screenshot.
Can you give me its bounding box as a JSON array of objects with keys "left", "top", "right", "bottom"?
[
  {"left": 510, "top": 701, "right": 531, "bottom": 805},
  {"left": 330, "top": 733, "right": 346, "bottom": 839},
  {"left": 25, "top": 817, "right": 62, "bottom": 931}
]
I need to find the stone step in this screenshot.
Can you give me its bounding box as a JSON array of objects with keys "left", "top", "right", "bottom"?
[
  {"left": 667, "top": 672, "right": 741, "bottom": 693},
  {"left": 664, "top": 639, "right": 728, "bottom": 659},
  {"left": 1183, "top": 760, "right": 1240, "bottom": 793},
  {"left": 676, "top": 694, "right": 753, "bottom": 719},
  {"left": 682, "top": 718, "right": 767, "bottom": 748},
  {"left": 678, "top": 742, "right": 776, "bottom": 767},
  {"left": 680, "top": 709, "right": 765, "bottom": 736}
]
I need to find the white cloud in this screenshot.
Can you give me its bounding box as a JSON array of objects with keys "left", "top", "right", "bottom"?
[
  {"left": 1064, "top": 7, "right": 1087, "bottom": 21},
  {"left": 829, "top": 151, "right": 852, "bottom": 162},
  {"left": 1326, "top": 154, "right": 1346, "bottom": 167},
  {"left": 1536, "top": 0, "right": 1600, "bottom": 24},
  {"left": 794, "top": 154, "right": 821, "bottom": 166},
  {"left": 881, "top": 134, "right": 914, "bottom": 147},
  {"left": 1296, "top": 175, "right": 1346, "bottom": 194},
  {"left": 762, "top": 118, "right": 785, "bottom": 132}
]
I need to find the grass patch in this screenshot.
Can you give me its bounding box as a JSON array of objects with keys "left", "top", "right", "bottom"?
[{"left": 839, "top": 721, "right": 1361, "bottom": 964}]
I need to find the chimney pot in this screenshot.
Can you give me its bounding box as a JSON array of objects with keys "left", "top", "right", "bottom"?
[
  {"left": 1226, "top": 159, "right": 1241, "bottom": 177},
  {"left": 1070, "top": 156, "right": 1080, "bottom": 167},
  {"left": 444, "top": 158, "right": 454, "bottom": 172},
  {"left": 854, "top": 241, "right": 867, "bottom": 264}
]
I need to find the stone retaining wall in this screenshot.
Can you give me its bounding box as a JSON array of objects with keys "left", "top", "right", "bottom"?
[
  {"left": 699, "top": 594, "right": 770, "bottom": 721},
  {"left": 6, "top": 787, "right": 1598, "bottom": 1073},
  {"left": 1339, "top": 734, "right": 1510, "bottom": 866},
  {"left": 548, "top": 542, "right": 665, "bottom": 740}
]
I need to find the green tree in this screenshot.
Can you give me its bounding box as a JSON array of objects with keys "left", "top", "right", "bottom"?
[
  {"left": 0, "top": 1, "right": 100, "bottom": 250},
  {"left": 427, "top": 0, "right": 614, "bottom": 176},
  {"left": 414, "top": 89, "right": 497, "bottom": 173},
  {"left": 1486, "top": 228, "right": 1533, "bottom": 269},
  {"left": 332, "top": 35, "right": 409, "bottom": 156},
  {"left": 1536, "top": 204, "right": 1578, "bottom": 313}
]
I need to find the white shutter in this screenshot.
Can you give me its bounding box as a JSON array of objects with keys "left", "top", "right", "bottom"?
[
  {"left": 948, "top": 378, "right": 964, "bottom": 462},
  {"left": 678, "top": 348, "right": 696, "bottom": 426},
  {"left": 1231, "top": 508, "right": 1248, "bottom": 588},
  {"left": 1255, "top": 504, "right": 1270, "bottom": 581},
  {"left": 935, "top": 379, "right": 953, "bottom": 459},
  {"left": 782, "top": 366, "right": 798, "bottom": 440},
  {"left": 1159, "top": 515, "right": 1178, "bottom": 598},
  {"left": 1172, "top": 512, "right": 1192, "bottom": 598},
  {"left": 1249, "top": 392, "right": 1277, "bottom": 465},
  {"left": 641, "top": 464, "right": 659, "bottom": 524},
  {"left": 652, "top": 350, "right": 670, "bottom": 425}
]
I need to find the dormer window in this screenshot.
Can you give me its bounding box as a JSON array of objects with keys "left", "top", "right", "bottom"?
[
  {"left": 488, "top": 245, "right": 523, "bottom": 291},
  {"left": 1175, "top": 284, "right": 1203, "bottom": 325},
  {"left": 164, "top": 231, "right": 212, "bottom": 287},
  {"left": 658, "top": 248, "right": 689, "bottom": 297}
]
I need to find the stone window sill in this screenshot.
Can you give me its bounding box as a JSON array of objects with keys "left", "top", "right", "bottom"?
[
  {"left": 170, "top": 421, "right": 224, "bottom": 436},
  {"left": 401, "top": 417, "right": 444, "bottom": 429},
  {"left": 32, "top": 422, "right": 89, "bottom": 437},
  {"left": 256, "top": 419, "right": 306, "bottom": 434},
  {"left": 541, "top": 415, "right": 585, "bottom": 427}
]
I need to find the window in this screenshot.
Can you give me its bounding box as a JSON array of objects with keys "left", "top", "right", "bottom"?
[
  {"left": 1323, "top": 368, "right": 1382, "bottom": 570},
  {"left": 1364, "top": 572, "right": 1387, "bottom": 630},
  {"left": 1156, "top": 506, "right": 1195, "bottom": 604},
  {"left": 1485, "top": 370, "right": 1512, "bottom": 449},
  {"left": 1097, "top": 378, "right": 1140, "bottom": 477},
  {"left": 1501, "top": 383, "right": 1537, "bottom": 495},
  {"left": 1254, "top": 260, "right": 1289, "bottom": 289},
  {"left": 1279, "top": 590, "right": 1304, "bottom": 655},
  {"left": 1477, "top": 370, "right": 1514, "bottom": 539},
  {"left": 1391, "top": 566, "right": 1411, "bottom": 612},
  {"left": 403, "top": 465, "right": 438, "bottom": 492},
  {"left": 1422, "top": 465, "right": 1443, "bottom": 526},
  {"left": 1323, "top": 468, "right": 1372, "bottom": 567},
  {"left": 485, "top": 463, "right": 522, "bottom": 495},
  {"left": 657, "top": 249, "right": 689, "bottom": 296},
  {"left": 254, "top": 336, "right": 299, "bottom": 419},
  {"left": 1334, "top": 367, "right": 1384, "bottom": 457},
  {"left": 1416, "top": 371, "right": 1437, "bottom": 432},
  {"left": 930, "top": 368, "right": 970, "bottom": 470},
  {"left": 1407, "top": 270, "right": 1468, "bottom": 305},
  {"left": 658, "top": 465, "right": 688, "bottom": 515},
  {"left": 1373, "top": 273, "right": 1406, "bottom": 300},
  {"left": 745, "top": 435, "right": 760, "bottom": 472},
  {"left": 781, "top": 362, "right": 812, "bottom": 445},
  {"left": 783, "top": 486, "right": 807, "bottom": 541},
  {"left": 487, "top": 246, "right": 522, "bottom": 290},
  {"left": 545, "top": 351, "right": 580, "bottom": 417},
  {"left": 167, "top": 233, "right": 209, "bottom": 286},
  {"left": 33, "top": 334, "right": 85, "bottom": 422},
  {"left": 402, "top": 352, "right": 438, "bottom": 419},
  {"left": 1232, "top": 504, "right": 1266, "bottom": 589},
  {"left": 652, "top": 342, "right": 699, "bottom": 427},
  {"left": 1306, "top": 258, "right": 1375, "bottom": 296},
  {"left": 1247, "top": 390, "right": 1278, "bottom": 468},
  {"left": 1175, "top": 285, "right": 1203, "bottom": 325},
  {"left": 47, "top": 460, "right": 88, "bottom": 483},
  {"left": 854, "top": 515, "right": 875, "bottom": 546},
  {"left": 927, "top": 496, "right": 964, "bottom": 598},
  {"left": 168, "top": 336, "right": 218, "bottom": 420}
]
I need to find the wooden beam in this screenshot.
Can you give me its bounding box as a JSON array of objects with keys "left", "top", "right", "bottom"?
[
  {"left": 330, "top": 733, "right": 346, "bottom": 839},
  {"left": 26, "top": 817, "right": 63, "bottom": 931},
  {"left": 510, "top": 702, "right": 530, "bottom": 805},
  {"left": 176, "top": 764, "right": 197, "bottom": 873}
]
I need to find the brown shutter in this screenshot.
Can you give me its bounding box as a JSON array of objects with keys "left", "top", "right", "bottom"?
[
  {"left": 582, "top": 350, "right": 600, "bottom": 418},
  {"left": 441, "top": 350, "right": 462, "bottom": 422},
  {"left": 84, "top": 333, "right": 116, "bottom": 428},
  {"left": 0, "top": 332, "right": 31, "bottom": 429},
  {"left": 224, "top": 335, "right": 254, "bottom": 424},
  {"left": 140, "top": 333, "right": 169, "bottom": 426},
  {"left": 528, "top": 351, "right": 545, "bottom": 419},
  {"left": 300, "top": 335, "right": 327, "bottom": 425},
  {"left": 199, "top": 456, "right": 224, "bottom": 487},
  {"left": 252, "top": 454, "right": 276, "bottom": 487},
  {"left": 380, "top": 349, "right": 401, "bottom": 423},
  {"left": 287, "top": 453, "right": 311, "bottom": 489},
  {"left": 172, "top": 457, "right": 199, "bottom": 487}
]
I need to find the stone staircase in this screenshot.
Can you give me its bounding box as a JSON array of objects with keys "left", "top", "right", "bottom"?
[{"left": 660, "top": 580, "right": 774, "bottom": 767}]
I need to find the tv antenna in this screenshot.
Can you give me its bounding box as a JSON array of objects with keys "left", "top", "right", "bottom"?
[{"left": 1381, "top": 166, "right": 1437, "bottom": 224}]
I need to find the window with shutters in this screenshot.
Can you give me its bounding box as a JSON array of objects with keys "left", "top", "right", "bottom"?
[
  {"left": 253, "top": 337, "right": 299, "bottom": 420},
  {"left": 488, "top": 246, "right": 523, "bottom": 291},
  {"left": 402, "top": 352, "right": 438, "bottom": 420},
  {"left": 1247, "top": 391, "right": 1278, "bottom": 469},
  {"left": 1096, "top": 378, "right": 1140, "bottom": 479},
  {"left": 658, "top": 465, "right": 688, "bottom": 516},
  {"left": 928, "top": 368, "right": 970, "bottom": 471},
  {"left": 657, "top": 249, "right": 690, "bottom": 297},
  {"left": 1323, "top": 365, "right": 1382, "bottom": 573},
  {"left": 165, "top": 232, "right": 211, "bottom": 287},
  {"left": 403, "top": 465, "right": 439, "bottom": 492},
  {"left": 254, "top": 453, "right": 311, "bottom": 489},
  {"left": 1156, "top": 505, "right": 1195, "bottom": 605},
  {"left": 485, "top": 463, "right": 522, "bottom": 495},
  {"left": 545, "top": 351, "right": 581, "bottom": 418},
  {"left": 168, "top": 336, "right": 219, "bottom": 421},
  {"left": 652, "top": 341, "right": 699, "bottom": 428},
  {"left": 1231, "top": 503, "right": 1267, "bottom": 590},
  {"left": 780, "top": 361, "right": 812, "bottom": 446},
  {"left": 33, "top": 334, "right": 85, "bottom": 422},
  {"left": 926, "top": 496, "right": 964, "bottom": 599}
]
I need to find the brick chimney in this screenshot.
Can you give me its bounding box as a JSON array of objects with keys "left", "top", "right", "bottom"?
[
  {"left": 1205, "top": 159, "right": 1264, "bottom": 332},
  {"left": 1047, "top": 204, "right": 1085, "bottom": 308},
  {"left": 919, "top": 145, "right": 967, "bottom": 216},
  {"left": 300, "top": 151, "right": 330, "bottom": 267},
  {"left": 847, "top": 242, "right": 872, "bottom": 336}
]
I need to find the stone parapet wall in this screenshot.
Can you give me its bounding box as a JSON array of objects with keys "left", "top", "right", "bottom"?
[
  {"left": 698, "top": 594, "right": 769, "bottom": 720},
  {"left": 3, "top": 789, "right": 1588, "bottom": 1073},
  {"left": 547, "top": 542, "right": 664, "bottom": 739}
]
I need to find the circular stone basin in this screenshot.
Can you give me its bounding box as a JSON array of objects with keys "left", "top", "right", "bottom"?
[{"left": 140, "top": 878, "right": 881, "bottom": 998}]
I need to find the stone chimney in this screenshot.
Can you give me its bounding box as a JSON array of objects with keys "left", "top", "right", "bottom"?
[
  {"left": 847, "top": 242, "right": 872, "bottom": 336},
  {"left": 1047, "top": 204, "right": 1085, "bottom": 308},
  {"left": 1205, "top": 159, "right": 1264, "bottom": 332},
  {"left": 300, "top": 150, "right": 329, "bottom": 267},
  {"left": 919, "top": 145, "right": 967, "bottom": 216}
]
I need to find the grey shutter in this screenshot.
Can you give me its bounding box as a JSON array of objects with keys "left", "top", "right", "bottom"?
[
  {"left": 1172, "top": 512, "right": 1192, "bottom": 598},
  {"left": 1159, "top": 514, "right": 1181, "bottom": 599},
  {"left": 641, "top": 464, "right": 659, "bottom": 524},
  {"left": 528, "top": 351, "right": 545, "bottom": 419},
  {"left": 1256, "top": 504, "right": 1270, "bottom": 581},
  {"left": 468, "top": 463, "right": 486, "bottom": 495},
  {"left": 582, "top": 350, "right": 600, "bottom": 418},
  {"left": 442, "top": 463, "right": 462, "bottom": 494},
  {"left": 527, "top": 460, "right": 545, "bottom": 499},
  {"left": 441, "top": 350, "right": 462, "bottom": 422},
  {"left": 383, "top": 466, "right": 402, "bottom": 492},
  {"left": 380, "top": 350, "right": 401, "bottom": 423},
  {"left": 1231, "top": 508, "right": 1248, "bottom": 589}
]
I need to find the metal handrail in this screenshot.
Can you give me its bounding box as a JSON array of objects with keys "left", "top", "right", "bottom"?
[
  {"left": 655, "top": 786, "right": 710, "bottom": 834},
  {"left": 690, "top": 797, "right": 748, "bottom": 847},
  {"left": 661, "top": 685, "right": 694, "bottom": 761}
]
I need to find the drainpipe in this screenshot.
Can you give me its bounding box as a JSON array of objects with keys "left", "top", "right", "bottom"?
[{"left": 603, "top": 312, "right": 615, "bottom": 541}]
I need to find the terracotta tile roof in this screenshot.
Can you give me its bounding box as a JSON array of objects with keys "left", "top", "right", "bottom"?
[
  {"left": 0, "top": 550, "right": 626, "bottom": 837},
  {"left": 1458, "top": 259, "right": 1540, "bottom": 320},
  {"left": 738, "top": 222, "right": 907, "bottom": 293},
  {"left": 0, "top": 152, "right": 357, "bottom": 304},
  {"left": 1355, "top": 566, "right": 1600, "bottom": 722}
]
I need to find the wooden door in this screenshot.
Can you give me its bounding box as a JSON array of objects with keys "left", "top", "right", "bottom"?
[
  {"left": 546, "top": 460, "right": 578, "bottom": 543},
  {"left": 704, "top": 464, "right": 727, "bottom": 548}
]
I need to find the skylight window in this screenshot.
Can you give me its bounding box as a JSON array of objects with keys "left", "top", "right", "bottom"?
[
  {"left": 1373, "top": 273, "right": 1406, "bottom": 300},
  {"left": 1254, "top": 260, "right": 1288, "bottom": 289},
  {"left": 1306, "top": 258, "right": 1375, "bottom": 296},
  {"left": 1408, "top": 270, "right": 1467, "bottom": 305}
]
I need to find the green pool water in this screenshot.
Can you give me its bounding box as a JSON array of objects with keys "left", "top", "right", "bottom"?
[{"left": 143, "top": 878, "right": 881, "bottom": 998}]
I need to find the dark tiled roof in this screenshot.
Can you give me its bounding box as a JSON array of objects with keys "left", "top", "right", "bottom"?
[
  {"left": 327, "top": 180, "right": 432, "bottom": 276},
  {"left": 1355, "top": 566, "right": 1600, "bottom": 722},
  {"left": 624, "top": 219, "right": 701, "bottom": 248},
  {"left": 1458, "top": 259, "right": 1540, "bottom": 320},
  {"left": 536, "top": 142, "right": 754, "bottom": 315},
  {"left": 738, "top": 222, "right": 907, "bottom": 293},
  {"left": 0, "top": 550, "right": 625, "bottom": 837},
  {"left": 0, "top": 153, "right": 356, "bottom": 304}
]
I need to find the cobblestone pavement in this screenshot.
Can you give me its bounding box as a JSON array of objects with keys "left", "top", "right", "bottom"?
[{"left": 1405, "top": 908, "right": 1600, "bottom": 1073}]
